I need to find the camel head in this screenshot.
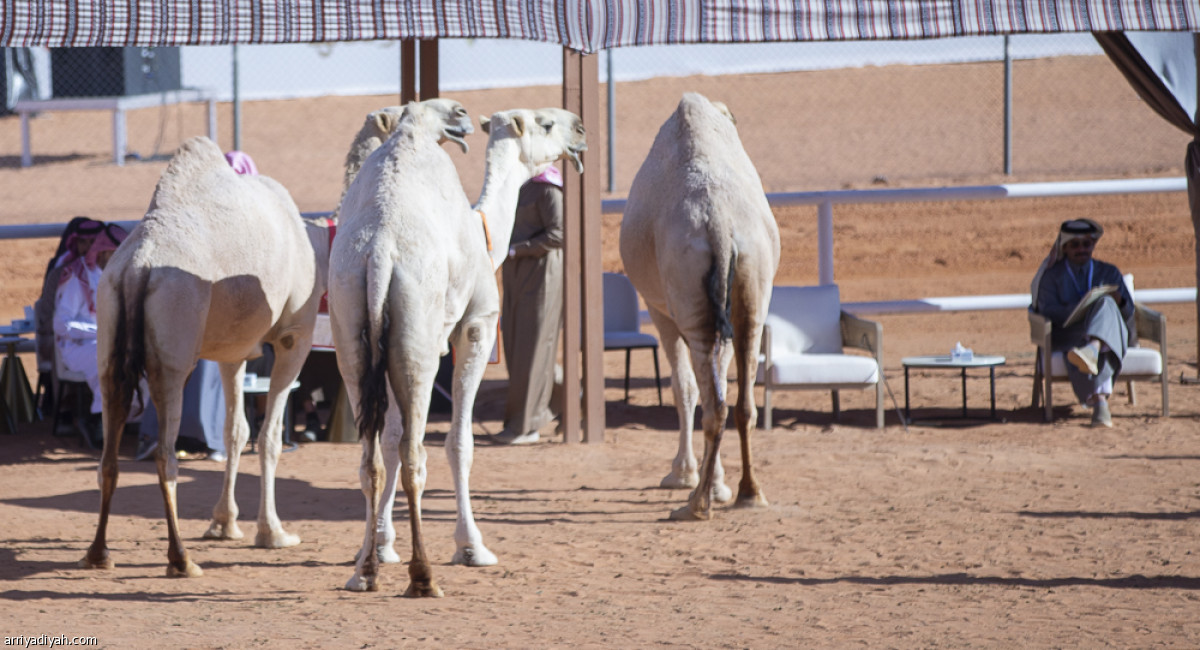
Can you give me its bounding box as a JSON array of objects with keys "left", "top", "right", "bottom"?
[
  {"left": 479, "top": 108, "right": 588, "bottom": 174},
  {"left": 403, "top": 98, "right": 474, "bottom": 153},
  {"left": 342, "top": 106, "right": 406, "bottom": 190}
]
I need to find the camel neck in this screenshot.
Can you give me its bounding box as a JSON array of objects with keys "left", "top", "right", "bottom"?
[{"left": 473, "top": 137, "right": 533, "bottom": 270}]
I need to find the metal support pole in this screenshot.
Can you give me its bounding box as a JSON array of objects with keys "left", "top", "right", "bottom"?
[
  {"left": 1003, "top": 35, "right": 1013, "bottom": 176},
  {"left": 607, "top": 48, "right": 615, "bottom": 193},
  {"left": 232, "top": 44, "right": 241, "bottom": 151},
  {"left": 818, "top": 200, "right": 834, "bottom": 285}
]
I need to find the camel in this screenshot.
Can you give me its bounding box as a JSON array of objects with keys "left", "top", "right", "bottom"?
[
  {"left": 619, "top": 93, "right": 780, "bottom": 521},
  {"left": 334, "top": 106, "right": 407, "bottom": 219},
  {"left": 77, "top": 101, "right": 420, "bottom": 577},
  {"left": 78, "top": 135, "right": 335, "bottom": 576},
  {"left": 328, "top": 102, "right": 586, "bottom": 596}
]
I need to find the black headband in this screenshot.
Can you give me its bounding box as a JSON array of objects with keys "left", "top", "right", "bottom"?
[{"left": 1059, "top": 218, "right": 1103, "bottom": 238}]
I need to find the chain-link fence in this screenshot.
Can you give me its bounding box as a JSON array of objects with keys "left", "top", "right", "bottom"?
[{"left": 3, "top": 35, "right": 1188, "bottom": 191}]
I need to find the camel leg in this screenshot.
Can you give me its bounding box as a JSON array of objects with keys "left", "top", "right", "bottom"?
[
  {"left": 79, "top": 368, "right": 132, "bottom": 570},
  {"left": 446, "top": 318, "right": 498, "bottom": 567},
  {"left": 148, "top": 372, "right": 203, "bottom": 577},
  {"left": 250, "top": 340, "right": 308, "bottom": 549},
  {"left": 651, "top": 311, "right": 700, "bottom": 490},
  {"left": 205, "top": 362, "right": 250, "bottom": 541},
  {"left": 671, "top": 340, "right": 734, "bottom": 521},
  {"left": 652, "top": 310, "right": 733, "bottom": 503},
  {"left": 344, "top": 376, "right": 387, "bottom": 592},
  {"left": 731, "top": 301, "right": 768, "bottom": 509},
  {"left": 332, "top": 293, "right": 391, "bottom": 592},
  {"left": 373, "top": 393, "right": 403, "bottom": 564},
  {"left": 387, "top": 337, "right": 443, "bottom": 598}
]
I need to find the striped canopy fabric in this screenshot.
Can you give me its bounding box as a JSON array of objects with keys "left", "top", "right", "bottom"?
[{"left": 1, "top": 1, "right": 1197, "bottom": 53}]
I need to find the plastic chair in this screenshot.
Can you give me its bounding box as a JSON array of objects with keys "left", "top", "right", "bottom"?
[
  {"left": 602, "top": 272, "right": 663, "bottom": 406},
  {"left": 757, "top": 284, "right": 885, "bottom": 429},
  {"left": 1029, "top": 274, "right": 1167, "bottom": 421}
]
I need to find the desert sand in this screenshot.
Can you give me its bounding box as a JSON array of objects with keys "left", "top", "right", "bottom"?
[{"left": 1, "top": 57, "right": 1199, "bottom": 648}]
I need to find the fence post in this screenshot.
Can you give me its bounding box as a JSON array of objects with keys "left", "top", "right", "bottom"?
[
  {"left": 231, "top": 44, "right": 241, "bottom": 151},
  {"left": 818, "top": 200, "right": 834, "bottom": 285},
  {"left": 1004, "top": 35, "right": 1013, "bottom": 175}
]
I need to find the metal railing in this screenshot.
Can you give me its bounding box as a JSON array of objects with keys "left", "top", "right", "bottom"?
[{"left": 3, "top": 176, "right": 1194, "bottom": 315}]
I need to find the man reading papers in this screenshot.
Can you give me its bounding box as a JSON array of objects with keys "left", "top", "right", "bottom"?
[{"left": 1031, "top": 218, "right": 1135, "bottom": 428}]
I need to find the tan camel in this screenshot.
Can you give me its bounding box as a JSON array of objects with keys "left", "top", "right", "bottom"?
[
  {"left": 78, "top": 136, "right": 331, "bottom": 577},
  {"left": 328, "top": 103, "right": 586, "bottom": 596},
  {"left": 619, "top": 93, "right": 780, "bottom": 520}
]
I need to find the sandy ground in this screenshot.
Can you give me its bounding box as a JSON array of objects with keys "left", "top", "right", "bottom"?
[{"left": 2, "top": 58, "right": 1200, "bottom": 648}]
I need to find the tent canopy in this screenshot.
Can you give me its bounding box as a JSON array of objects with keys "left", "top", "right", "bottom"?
[{"left": 2, "top": 1, "right": 1197, "bottom": 53}]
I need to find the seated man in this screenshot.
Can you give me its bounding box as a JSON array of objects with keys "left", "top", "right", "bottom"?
[
  {"left": 1031, "top": 218, "right": 1135, "bottom": 427},
  {"left": 34, "top": 217, "right": 106, "bottom": 407},
  {"left": 53, "top": 223, "right": 129, "bottom": 445}
]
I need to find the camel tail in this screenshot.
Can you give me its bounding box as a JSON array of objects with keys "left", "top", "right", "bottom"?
[
  {"left": 356, "top": 265, "right": 391, "bottom": 442},
  {"left": 705, "top": 246, "right": 737, "bottom": 343},
  {"left": 109, "top": 274, "right": 147, "bottom": 412},
  {"left": 704, "top": 245, "right": 737, "bottom": 404}
]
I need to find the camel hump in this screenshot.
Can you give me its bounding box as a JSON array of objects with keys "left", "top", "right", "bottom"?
[
  {"left": 150, "top": 136, "right": 229, "bottom": 202},
  {"left": 169, "top": 136, "right": 226, "bottom": 172},
  {"left": 676, "top": 93, "right": 723, "bottom": 125}
]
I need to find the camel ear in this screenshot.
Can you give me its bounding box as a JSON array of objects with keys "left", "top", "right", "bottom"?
[
  {"left": 373, "top": 112, "right": 397, "bottom": 134},
  {"left": 510, "top": 114, "right": 526, "bottom": 137},
  {"left": 479, "top": 116, "right": 491, "bottom": 134}
]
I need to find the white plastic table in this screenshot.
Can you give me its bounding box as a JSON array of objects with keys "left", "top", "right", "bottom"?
[{"left": 901, "top": 354, "right": 1006, "bottom": 422}]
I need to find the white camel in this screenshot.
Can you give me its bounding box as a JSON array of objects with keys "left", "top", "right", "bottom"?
[
  {"left": 77, "top": 104, "right": 418, "bottom": 576},
  {"left": 78, "top": 136, "right": 330, "bottom": 576},
  {"left": 619, "top": 93, "right": 780, "bottom": 520},
  {"left": 328, "top": 102, "right": 586, "bottom": 596}
]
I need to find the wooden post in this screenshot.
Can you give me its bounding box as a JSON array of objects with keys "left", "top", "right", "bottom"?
[
  {"left": 401, "top": 39, "right": 438, "bottom": 103},
  {"left": 400, "top": 39, "right": 416, "bottom": 104},
  {"left": 419, "top": 39, "right": 439, "bottom": 99},
  {"left": 563, "top": 48, "right": 605, "bottom": 443}
]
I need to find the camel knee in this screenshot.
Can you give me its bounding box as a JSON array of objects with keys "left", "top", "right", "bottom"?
[{"left": 735, "top": 401, "right": 756, "bottom": 432}]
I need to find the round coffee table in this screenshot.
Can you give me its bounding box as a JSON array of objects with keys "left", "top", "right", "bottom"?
[{"left": 901, "top": 354, "right": 1006, "bottom": 423}]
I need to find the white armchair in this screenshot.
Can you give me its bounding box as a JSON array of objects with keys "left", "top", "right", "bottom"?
[
  {"left": 758, "top": 284, "right": 884, "bottom": 429},
  {"left": 1029, "top": 274, "right": 1167, "bottom": 421}
]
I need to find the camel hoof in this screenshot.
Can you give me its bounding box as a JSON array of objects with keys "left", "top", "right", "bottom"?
[
  {"left": 403, "top": 581, "right": 444, "bottom": 598},
  {"left": 167, "top": 560, "right": 203, "bottom": 578},
  {"left": 344, "top": 574, "right": 378, "bottom": 592},
  {"left": 669, "top": 504, "right": 711, "bottom": 521},
  {"left": 711, "top": 482, "right": 734, "bottom": 504},
  {"left": 660, "top": 470, "right": 699, "bottom": 490},
  {"left": 735, "top": 491, "right": 769, "bottom": 509},
  {"left": 451, "top": 544, "right": 498, "bottom": 567},
  {"left": 78, "top": 553, "right": 114, "bottom": 570},
  {"left": 377, "top": 544, "right": 402, "bottom": 564},
  {"left": 255, "top": 530, "right": 301, "bottom": 549},
  {"left": 203, "top": 521, "right": 245, "bottom": 541}
]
